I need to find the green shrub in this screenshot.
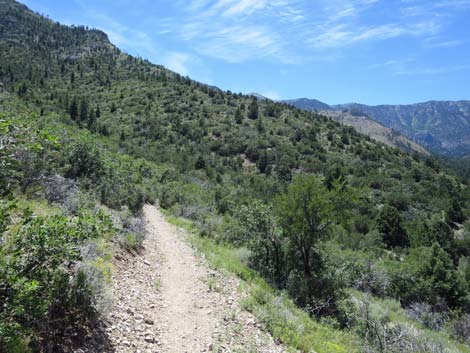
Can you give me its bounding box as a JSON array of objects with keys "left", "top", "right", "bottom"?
[{"left": 0, "top": 210, "right": 114, "bottom": 351}]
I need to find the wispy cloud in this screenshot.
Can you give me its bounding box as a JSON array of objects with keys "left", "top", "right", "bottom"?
[
  {"left": 155, "top": 0, "right": 462, "bottom": 65},
  {"left": 423, "top": 37, "right": 465, "bottom": 48},
  {"left": 70, "top": 0, "right": 469, "bottom": 70},
  {"left": 308, "top": 21, "right": 438, "bottom": 49},
  {"left": 370, "top": 56, "right": 470, "bottom": 77},
  {"left": 73, "top": 5, "right": 214, "bottom": 79},
  {"left": 163, "top": 52, "right": 191, "bottom": 76},
  {"left": 394, "top": 64, "right": 470, "bottom": 76},
  {"left": 369, "top": 58, "right": 416, "bottom": 69},
  {"left": 260, "top": 90, "right": 282, "bottom": 100}
]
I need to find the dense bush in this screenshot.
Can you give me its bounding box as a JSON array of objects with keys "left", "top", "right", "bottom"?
[
  {"left": 232, "top": 176, "right": 353, "bottom": 317},
  {"left": 0, "top": 207, "right": 115, "bottom": 352}
]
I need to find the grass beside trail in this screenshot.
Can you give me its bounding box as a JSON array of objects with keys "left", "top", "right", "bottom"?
[{"left": 164, "top": 212, "right": 362, "bottom": 353}]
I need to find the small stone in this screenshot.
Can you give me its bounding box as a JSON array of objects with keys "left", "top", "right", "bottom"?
[
  {"left": 144, "top": 336, "right": 155, "bottom": 343},
  {"left": 145, "top": 318, "right": 155, "bottom": 325}
]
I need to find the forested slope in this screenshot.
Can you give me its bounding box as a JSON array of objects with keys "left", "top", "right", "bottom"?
[{"left": 1, "top": 0, "right": 470, "bottom": 352}]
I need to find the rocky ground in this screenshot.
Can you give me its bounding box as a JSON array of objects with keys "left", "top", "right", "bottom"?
[{"left": 100, "top": 205, "right": 285, "bottom": 353}]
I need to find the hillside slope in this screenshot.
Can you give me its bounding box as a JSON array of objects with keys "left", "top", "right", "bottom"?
[
  {"left": 321, "top": 109, "right": 429, "bottom": 155},
  {"left": 1, "top": 1, "right": 470, "bottom": 352},
  {"left": 283, "top": 98, "right": 429, "bottom": 155},
  {"left": 338, "top": 101, "right": 470, "bottom": 156},
  {"left": 284, "top": 97, "right": 470, "bottom": 156},
  {"left": 283, "top": 97, "right": 333, "bottom": 112}
]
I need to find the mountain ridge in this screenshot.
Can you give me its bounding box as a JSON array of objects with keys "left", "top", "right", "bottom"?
[
  {"left": 284, "top": 97, "right": 470, "bottom": 156},
  {"left": 2, "top": 2, "right": 470, "bottom": 352}
]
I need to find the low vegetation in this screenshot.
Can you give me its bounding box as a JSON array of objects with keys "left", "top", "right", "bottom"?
[{"left": 1, "top": 1, "right": 470, "bottom": 351}]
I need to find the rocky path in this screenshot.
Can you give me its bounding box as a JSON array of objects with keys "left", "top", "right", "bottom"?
[{"left": 104, "top": 205, "right": 285, "bottom": 353}]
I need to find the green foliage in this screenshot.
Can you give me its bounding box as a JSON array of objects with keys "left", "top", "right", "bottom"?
[
  {"left": 235, "top": 201, "right": 285, "bottom": 286},
  {"left": 376, "top": 205, "right": 409, "bottom": 248},
  {"left": 234, "top": 107, "right": 243, "bottom": 124},
  {"left": 233, "top": 177, "right": 350, "bottom": 316},
  {"left": 0, "top": 2, "right": 469, "bottom": 351},
  {"left": 69, "top": 96, "right": 78, "bottom": 121},
  {"left": 0, "top": 210, "right": 115, "bottom": 351},
  {"left": 388, "top": 244, "right": 467, "bottom": 308},
  {"left": 248, "top": 98, "right": 259, "bottom": 120},
  {"left": 180, "top": 217, "right": 362, "bottom": 353},
  {"left": 447, "top": 198, "right": 465, "bottom": 224}
]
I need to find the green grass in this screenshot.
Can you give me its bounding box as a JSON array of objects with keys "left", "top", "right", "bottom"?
[
  {"left": 165, "top": 213, "right": 362, "bottom": 353},
  {"left": 15, "top": 197, "right": 62, "bottom": 217},
  {"left": 349, "top": 290, "right": 470, "bottom": 353}
]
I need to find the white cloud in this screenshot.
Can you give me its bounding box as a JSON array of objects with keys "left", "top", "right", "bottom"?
[
  {"left": 308, "top": 21, "right": 438, "bottom": 49},
  {"left": 165, "top": 0, "right": 458, "bottom": 64},
  {"left": 423, "top": 37, "right": 465, "bottom": 48},
  {"left": 222, "top": 0, "right": 268, "bottom": 16},
  {"left": 260, "top": 90, "right": 282, "bottom": 100},
  {"left": 394, "top": 64, "right": 470, "bottom": 76},
  {"left": 83, "top": 0, "right": 467, "bottom": 67},
  {"left": 164, "top": 52, "right": 191, "bottom": 76}
]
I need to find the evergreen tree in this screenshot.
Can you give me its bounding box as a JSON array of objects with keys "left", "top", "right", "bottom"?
[
  {"left": 79, "top": 98, "right": 88, "bottom": 126},
  {"left": 447, "top": 198, "right": 465, "bottom": 224},
  {"left": 276, "top": 176, "right": 345, "bottom": 314},
  {"left": 195, "top": 156, "right": 206, "bottom": 170},
  {"left": 87, "top": 107, "right": 96, "bottom": 131},
  {"left": 248, "top": 98, "right": 259, "bottom": 120},
  {"left": 426, "top": 243, "right": 462, "bottom": 306},
  {"left": 377, "top": 205, "right": 409, "bottom": 248},
  {"left": 235, "top": 108, "right": 243, "bottom": 124},
  {"left": 257, "top": 150, "right": 270, "bottom": 174},
  {"left": 256, "top": 116, "right": 265, "bottom": 133},
  {"left": 430, "top": 219, "right": 455, "bottom": 255},
  {"left": 69, "top": 97, "right": 78, "bottom": 121},
  {"left": 17, "top": 82, "right": 27, "bottom": 97}
]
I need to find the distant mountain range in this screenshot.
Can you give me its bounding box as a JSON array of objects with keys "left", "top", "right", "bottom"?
[
  {"left": 283, "top": 98, "right": 470, "bottom": 157},
  {"left": 283, "top": 98, "right": 332, "bottom": 112},
  {"left": 319, "top": 109, "right": 429, "bottom": 156}
]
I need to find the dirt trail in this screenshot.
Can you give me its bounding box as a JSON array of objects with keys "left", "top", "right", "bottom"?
[{"left": 103, "top": 205, "right": 285, "bottom": 353}]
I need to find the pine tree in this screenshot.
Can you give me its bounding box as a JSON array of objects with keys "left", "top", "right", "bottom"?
[
  {"left": 256, "top": 116, "right": 265, "bottom": 133},
  {"left": 248, "top": 98, "right": 259, "bottom": 120},
  {"left": 87, "top": 108, "right": 96, "bottom": 131},
  {"left": 69, "top": 97, "right": 78, "bottom": 121},
  {"left": 195, "top": 156, "right": 206, "bottom": 170},
  {"left": 17, "top": 82, "right": 27, "bottom": 97},
  {"left": 79, "top": 98, "right": 88, "bottom": 126},
  {"left": 235, "top": 108, "right": 243, "bottom": 124},
  {"left": 257, "top": 150, "right": 270, "bottom": 174},
  {"left": 426, "top": 243, "right": 462, "bottom": 306},
  {"left": 447, "top": 198, "right": 465, "bottom": 224},
  {"left": 377, "top": 205, "right": 409, "bottom": 248}
]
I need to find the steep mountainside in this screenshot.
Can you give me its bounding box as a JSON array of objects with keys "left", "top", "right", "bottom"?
[
  {"left": 321, "top": 109, "right": 429, "bottom": 155},
  {"left": 1, "top": 1, "right": 470, "bottom": 352},
  {"left": 337, "top": 101, "right": 470, "bottom": 156},
  {"left": 283, "top": 97, "right": 332, "bottom": 112},
  {"left": 284, "top": 97, "right": 470, "bottom": 156},
  {"left": 284, "top": 98, "right": 429, "bottom": 155}
]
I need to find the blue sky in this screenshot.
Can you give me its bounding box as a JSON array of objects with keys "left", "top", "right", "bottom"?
[{"left": 21, "top": 0, "right": 470, "bottom": 105}]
